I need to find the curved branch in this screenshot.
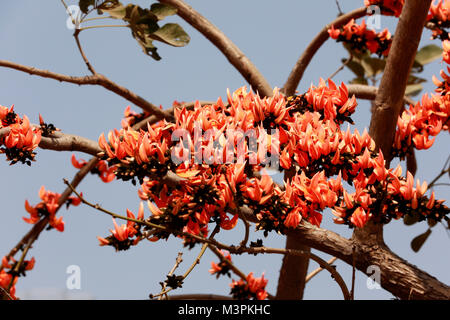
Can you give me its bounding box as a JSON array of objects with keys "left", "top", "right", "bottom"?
[
  {"left": 282, "top": 7, "right": 367, "bottom": 96},
  {"left": 39, "top": 132, "right": 102, "bottom": 156},
  {"left": 0, "top": 60, "right": 172, "bottom": 121},
  {"left": 157, "top": 0, "right": 273, "bottom": 97}
]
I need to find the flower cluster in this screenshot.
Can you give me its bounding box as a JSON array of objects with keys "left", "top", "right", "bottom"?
[
  {"left": 393, "top": 93, "right": 449, "bottom": 156},
  {"left": 71, "top": 154, "right": 116, "bottom": 183},
  {"left": 97, "top": 202, "right": 145, "bottom": 251},
  {"left": 0, "top": 105, "right": 41, "bottom": 165},
  {"left": 328, "top": 19, "right": 392, "bottom": 57},
  {"left": 209, "top": 251, "right": 232, "bottom": 278},
  {"left": 1, "top": 256, "right": 35, "bottom": 300},
  {"left": 364, "top": 0, "right": 404, "bottom": 17},
  {"left": 393, "top": 40, "right": 450, "bottom": 157},
  {"left": 23, "top": 186, "right": 81, "bottom": 232},
  {"left": 428, "top": 0, "right": 450, "bottom": 40},
  {"left": 229, "top": 272, "right": 268, "bottom": 300},
  {"left": 95, "top": 84, "right": 449, "bottom": 242}
]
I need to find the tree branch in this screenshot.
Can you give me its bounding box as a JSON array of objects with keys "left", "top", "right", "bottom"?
[
  {"left": 0, "top": 60, "right": 172, "bottom": 121},
  {"left": 347, "top": 84, "right": 416, "bottom": 107},
  {"left": 157, "top": 0, "right": 273, "bottom": 97},
  {"left": 282, "top": 7, "right": 367, "bottom": 96}
]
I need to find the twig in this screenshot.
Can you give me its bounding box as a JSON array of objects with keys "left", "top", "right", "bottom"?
[
  {"left": 0, "top": 60, "right": 172, "bottom": 121},
  {"left": 305, "top": 256, "right": 337, "bottom": 283},
  {"left": 73, "top": 29, "right": 97, "bottom": 75},
  {"left": 351, "top": 246, "right": 356, "bottom": 300},
  {"left": 157, "top": 252, "right": 183, "bottom": 300},
  {"left": 157, "top": 0, "right": 272, "bottom": 97},
  {"left": 347, "top": 84, "right": 416, "bottom": 106},
  {"left": 328, "top": 54, "right": 352, "bottom": 80},
  {"left": 152, "top": 226, "right": 220, "bottom": 300},
  {"left": 0, "top": 286, "right": 14, "bottom": 300},
  {"left": 335, "top": 0, "right": 344, "bottom": 16},
  {"left": 282, "top": 7, "right": 367, "bottom": 96},
  {"left": 428, "top": 155, "right": 450, "bottom": 189}
]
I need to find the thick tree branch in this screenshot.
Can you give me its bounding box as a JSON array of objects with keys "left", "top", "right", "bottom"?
[
  {"left": 0, "top": 60, "right": 172, "bottom": 121},
  {"left": 282, "top": 7, "right": 367, "bottom": 96},
  {"left": 287, "top": 223, "right": 450, "bottom": 300},
  {"left": 157, "top": 0, "right": 273, "bottom": 98},
  {"left": 368, "top": 0, "right": 431, "bottom": 165},
  {"left": 347, "top": 84, "right": 415, "bottom": 107}
]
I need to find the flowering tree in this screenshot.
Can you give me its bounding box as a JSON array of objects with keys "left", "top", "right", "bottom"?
[{"left": 0, "top": 0, "right": 449, "bottom": 300}]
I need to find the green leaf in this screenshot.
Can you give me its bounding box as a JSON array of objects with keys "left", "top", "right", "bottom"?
[
  {"left": 100, "top": 3, "right": 126, "bottom": 19},
  {"left": 407, "top": 75, "right": 427, "bottom": 85},
  {"left": 150, "top": 23, "right": 190, "bottom": 47},
  {"left": 411, "top": 229, "right": 432, "bottom": 252},
  {"left": 349, "top": 76, "right": 368, "bottom": 85},
  {"left": 150, "top": 3, "right": 177, "bottom": 20},
  {"left": 405, "top": 83, "right": 423, "bottom": 97},
  {"left": 415, "top": 44, "right": 443, "bottom": 66},
  {"left": 344, "top": 60, "right": 366, "bottom": 77},
  {"left": 361, "top": 57, "right": 386, "bottom": 77}
]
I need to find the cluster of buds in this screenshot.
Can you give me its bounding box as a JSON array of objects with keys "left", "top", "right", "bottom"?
[
  {"left": 328, "top": 19, "right": 392, "bottom": 57},
  {"left": 229, "top": 272, "right": 268, "bottom": 300},
  {"left": 23, "top": 186, "right": 81, "bottom": 232},
  {"left": 0, "top": 105, "right": 41, "bottom": 165}
]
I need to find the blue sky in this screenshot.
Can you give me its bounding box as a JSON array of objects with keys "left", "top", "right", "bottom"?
[{"left": 0, "top": 0, "right": 448, "bottom": 300}]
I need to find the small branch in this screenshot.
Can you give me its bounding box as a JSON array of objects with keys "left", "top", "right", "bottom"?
[
  {"left": 347, "top": 84, "right": 416, "bottom": 107},
  {"left": 157, "top": 0, "right": 272, "bottom": 97},
  {"left": 335, "top": 0, "right": 344, "bottom": 16},
  {"left": 73, "top": 29, "right": 97, "bottom": 75},
  {"left": 282, "top": 7, "right": 367, "bottom": 96},
  {"left": 0, "top": 60, "right": 172, "bottom": 121},
  {"left": 79, "top": 24, "right": 130, "bottom": 31},
  {"left": 328, "top": 54, "right": 352, "bottom": 80},
  {"left": 428, "top": 155, "right": 450, "bottom": 189},
  {"left": 157, "top": 252, "right": 183, "bottom": 300},
  {"left": 351, "top": 246, "right": 356, "bottom": 300},
  {"left": 305, "top": 256, "right": 337, "bottom": 283}
]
